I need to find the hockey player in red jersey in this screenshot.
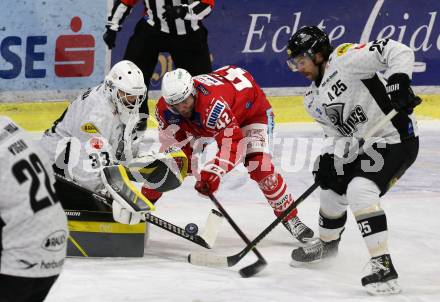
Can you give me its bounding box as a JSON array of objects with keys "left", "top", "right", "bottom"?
[{"left": 153, "top": 66, "right": 314, "bottom": 243}]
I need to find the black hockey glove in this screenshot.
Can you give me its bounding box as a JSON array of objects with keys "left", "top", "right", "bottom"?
[
  {"left": 162, "top": 5, "right": 188, "bottom": 22},
  {"left": 313, "top": 153, "right": 344, "bottom": 190},
  {"left": 103, "top": 28, "right": 117, "bottom": 49},
  {"left": 386, "top": 73, "right": 422, "bottom": 115}
]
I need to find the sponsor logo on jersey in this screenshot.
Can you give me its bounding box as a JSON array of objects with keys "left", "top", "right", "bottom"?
[
  {"left": 0, "top": 123, "right": 20, "bottom": 144},
  {"left": 42, "top": 230, "right": 67, "bottom": 252},
  {"left": 81, "top": 122, "right": 100, "bottom": 133},
  {"left": 40, "top": 259, "right": 65, "bottom": 270},
  {"left": 18, "top": 259, "right": 38, "bottom": 270},
  {"left": 321, "top": 70, "right": 338, "bottom": 88},
  {"left": 196, "top": 84, "right": 210, "bottom": 96},
  {"left": 323, "top": 103, "right": 368, "bottom": 136},
  {"left": 90, "top": 137, "right": 104, "bottom": 149},
  {"left": 337, "top": 43, "right": 353, "bottom": 56},
  {"left": 206, "top": 100, "right": 225, "bottom": 129}
]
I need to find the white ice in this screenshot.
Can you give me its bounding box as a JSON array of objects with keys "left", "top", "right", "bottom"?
[{"left": 45, "top": 121, "right": 440, "bottom": 302}]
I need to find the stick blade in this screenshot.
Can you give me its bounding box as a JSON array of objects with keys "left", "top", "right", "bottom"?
[{"left": 238, "top": 259, "right": 267, "bottom": 278}]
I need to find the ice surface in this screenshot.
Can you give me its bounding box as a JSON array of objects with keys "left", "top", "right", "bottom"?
[{"left": 44, "top": 121, "right": 440, "bottom": 302}]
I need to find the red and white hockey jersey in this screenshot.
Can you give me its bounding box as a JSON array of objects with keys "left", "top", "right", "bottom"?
[{"left": 155, "top": 65, "right": 272, "bottom": 174}]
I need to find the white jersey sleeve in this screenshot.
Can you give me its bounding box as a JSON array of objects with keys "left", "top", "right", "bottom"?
[
  {"left": 334, "top": 39, "right": 415, "bottom": 79},
  {"left": 0, "top": 116, "right": 67, "bottom": 277}
]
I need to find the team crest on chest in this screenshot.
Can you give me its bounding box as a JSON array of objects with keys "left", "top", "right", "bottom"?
[{"left": 323, "top": 103, "right": 368, "bottom": 136}]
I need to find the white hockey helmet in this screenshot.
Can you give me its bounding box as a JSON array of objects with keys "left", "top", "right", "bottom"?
[
  {"left": 161, "top": 68, "right": 196, "bottom": 105},
  {"left": 105, "top": 60, "right": 147, "bottom": 124}
]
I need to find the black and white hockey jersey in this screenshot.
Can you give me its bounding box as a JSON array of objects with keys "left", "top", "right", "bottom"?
[
  {"left": 0, "top": 116, "right": 67, "bottom": 277},
  {"left": 39, "top": 84, "right": 151, "bottom": 192},
  {"left": 304, "top": 39, "right": 418, "bottom": 156},
  {"left": 107, "top": 0, "right": 214, "bottom": 35}
]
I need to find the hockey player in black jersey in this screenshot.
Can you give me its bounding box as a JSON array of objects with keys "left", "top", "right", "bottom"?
[{"left": 286, "top": 26, "right": 422, "bottom": 295}]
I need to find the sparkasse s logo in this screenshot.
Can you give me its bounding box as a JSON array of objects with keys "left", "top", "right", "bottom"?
[{"left": 0, "top": 16, "right": 95, "bottom": 80}]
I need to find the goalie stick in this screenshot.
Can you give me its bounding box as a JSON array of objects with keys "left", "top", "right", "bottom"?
[
  {"left": 54, "top": 173, "right": 223, "bottom": 249},
  {"left": 188, "top": 109, "right": 398, "bottom": 273},
  {"left": 188, "top": 193, "right": 267, "bottom": 278}
]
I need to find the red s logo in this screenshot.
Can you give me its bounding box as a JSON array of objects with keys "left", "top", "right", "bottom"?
[{"left": 54, "top": 17, "right": 95, "bottom": 77}]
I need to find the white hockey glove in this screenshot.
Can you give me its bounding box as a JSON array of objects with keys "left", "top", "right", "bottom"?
[{"left": 111, "top": 200, "right": 142, "bottom": 225}]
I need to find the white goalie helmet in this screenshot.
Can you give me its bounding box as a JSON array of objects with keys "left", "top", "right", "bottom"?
[
  {"left": 105, "top": 60, "right": 147, "bottom": 124},
  {"left": 161, "top": 68, "right": 196, "bottom": 105}
]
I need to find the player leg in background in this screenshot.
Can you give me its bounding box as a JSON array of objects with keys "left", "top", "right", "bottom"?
[
  {"left": 169, "top": 25, "right": 212, "bottom": 76},
  {"left": 291, "top": 188, "right": 347, "bottom": 263},
  {"left": 241, "top": 119, "right": 314, "bottom": 243},
  {"left": 0, "top": 274, "right": 59, "bottom": 302},
  {"left": 123, "top": 20, "right": 161, "bottom": 131}
]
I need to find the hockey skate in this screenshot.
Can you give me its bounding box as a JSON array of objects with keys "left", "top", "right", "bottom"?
[
  {"left": 282, "top": 216, "right": 314, "bottom": 243},
  {"left": 361, "top": 254, "right": 401, "bottom": 295},
  {"left": 291, "top": 237, "right": 340, "bottom": 263}
]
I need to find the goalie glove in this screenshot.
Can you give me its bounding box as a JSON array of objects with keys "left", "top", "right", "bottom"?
[
  {"left": 112, "top": 200, "right": 142, "bottom": 225},
  {"left": 128, "top": 147, "right": 188, "bottom": 192},
  {"left": 101, "top": 165, "right": 156, "bottom": 225}
]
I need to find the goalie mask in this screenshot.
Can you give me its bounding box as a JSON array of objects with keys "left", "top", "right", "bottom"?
[
  {"left": 105, "top": 60, "right": 147, "bottom": 124},
  {"left": 161, "top": 68, "right": 196, "bottom": 106}
]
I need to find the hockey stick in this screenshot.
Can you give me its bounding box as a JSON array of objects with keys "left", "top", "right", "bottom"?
[
  {"left": 189, "top": 193, "right": 267, "bottom": 278},
  {"left": 54, "top": 174, "right": 222, "bottom": 249},
  {"left": 188, "top": 109, "right": 398, "bottom": 270}
]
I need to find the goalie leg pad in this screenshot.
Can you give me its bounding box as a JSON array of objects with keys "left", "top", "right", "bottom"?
[{"left": 101, "top": 165, "right": 156, "bottom": 213}]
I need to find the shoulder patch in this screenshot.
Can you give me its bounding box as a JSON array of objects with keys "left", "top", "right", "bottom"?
[
  {"left": 336, "top": 43, "right": 354, "bottom": 56},
  {"left": 196, "top": 84, "right": 210, "bottom": 96},
  {"left": 81, "top": 122, "right": 100, "bottom": 133},
  {"left": 0, "top": 122, "right": 19, "bottom": 144},
  {"left": 164, "top": 110, "right": 182, "bottom": 125},
  {"left": 206, "top": 100, "right": 226, "bottom": 129}
]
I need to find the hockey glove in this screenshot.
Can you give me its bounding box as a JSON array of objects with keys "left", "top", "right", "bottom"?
[
  {"left": 386, "top": 73, "right": 422, "bottom": 115},
  {"left": 195, "top": 164, "right": 224, "bottom": 196},
  {"left": 313, "top": 153, "right": 343, "bottom": 190},
  {"left": 103, "top": 28, "right": 117, "bottom": 49},
  {"left": 112, "top": 200, "right": 142, "bottom": 225},
  {"left": 162, "top": 5, "right": 188, "bottom": 22}
]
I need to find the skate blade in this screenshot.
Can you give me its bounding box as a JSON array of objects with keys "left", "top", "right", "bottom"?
[
  {"left": 365, "top": 279, "right": 402, "bottom": 295},
  {"left": 289, "top": 258, "right": 321, "bottom": 267}
]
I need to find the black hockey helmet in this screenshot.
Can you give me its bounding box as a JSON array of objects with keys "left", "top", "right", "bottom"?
[{"left": 287, "top": 26, "right": 333, "bottom": 63}]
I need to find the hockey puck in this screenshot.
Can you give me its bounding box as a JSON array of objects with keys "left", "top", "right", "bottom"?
[{"left": 185, "top": 223, "right": 199, "bottom": 235}]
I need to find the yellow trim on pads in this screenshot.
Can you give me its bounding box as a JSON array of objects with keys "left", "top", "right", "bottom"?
[
  {"left": 68, "top": 220, "right": 146, "bottom": 234},
  {"left": 117, "top": 165, "right": 156, "bottom": 211},
  {"left": 68, "top": 235, "right": 89, "bottom": 257}
]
